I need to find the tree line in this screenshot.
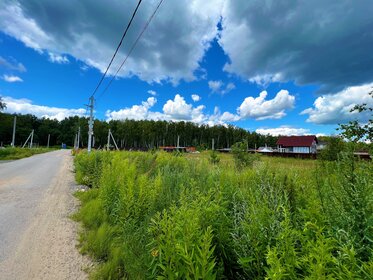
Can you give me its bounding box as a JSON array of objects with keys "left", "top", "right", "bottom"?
[{"left": 0, "top": 112, "right": 278, "bottom": 149}]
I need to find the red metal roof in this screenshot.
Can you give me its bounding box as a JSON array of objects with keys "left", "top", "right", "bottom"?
[{"left": 277, "top": 135, "right": 317, "bottom": 147}]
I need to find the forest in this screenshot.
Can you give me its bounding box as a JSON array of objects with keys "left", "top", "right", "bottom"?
[{"left": 0, "top": 112, "right": 278, "bottom": 149}]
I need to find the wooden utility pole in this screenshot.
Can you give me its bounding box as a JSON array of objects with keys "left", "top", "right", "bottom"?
[
  {"left": 47, "top": 134, "right": 50, "bottom": 148},
  {"left": 11, "top": 115, "right": 16, "bottom": 147}
]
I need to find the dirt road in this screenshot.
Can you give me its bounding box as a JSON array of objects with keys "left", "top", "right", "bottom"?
[{"left": 0, "top": 150, "right": 89, "bottom": 280}]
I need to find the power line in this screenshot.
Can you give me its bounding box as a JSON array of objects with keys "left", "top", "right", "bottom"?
[
  {"left": 96, "top": 0, "right": 165, "bottom": 102},
  {"left": 90, "top": 0, "right": 143, "bottom": 98}
]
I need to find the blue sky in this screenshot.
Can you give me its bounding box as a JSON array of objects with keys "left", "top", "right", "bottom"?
[{"left": 1, "top": 0, "right": 372, "bottom": 136}]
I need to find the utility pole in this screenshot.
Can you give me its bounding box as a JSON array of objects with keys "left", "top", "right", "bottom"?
[
  {"left": 87, "top": 96, "right": 94, "bottom": 153},
  {"left": 106, "top": 129, "right": 119, "bottom": 151},
  {"left": 74, "top": 134, "right": 77, "bottom": 150},
  {"left": 47, "top": 134, "right": 50, "bottom": 148},
  {"left": 107, "top": 129, "right": 111, "bottom": 151},
  {"left": 212, "top": 138, "right": 215, "bottom": 150},
  {"left": 11, "top": 115, "right": 16, "bottom": 147},
  {"left": 110, "top": 130, "right": 119, "bottom": 150},
  {"left": 77, "top": 127, "right": 80, "bottom": 149},
  {"left": 30, "top": 129, "right": 34, "bottom": 148},
  {"left": 23, "top": 130, "right": 34, "bottom": 148}
]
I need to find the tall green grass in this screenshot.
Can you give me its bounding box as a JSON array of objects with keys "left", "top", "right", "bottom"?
[
  {"left": 73, "top": 151, "right": 372, "bottom": 279},
  {"left": 0, "top": 147, "right": 53, "bottom": 160}
]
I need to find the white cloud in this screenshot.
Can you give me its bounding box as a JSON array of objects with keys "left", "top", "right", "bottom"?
[
  {"left": 191, "top": 94, "right": 201, "bottom": 102},
  {"left": 106, "top": 94, "right": 238, "bottom": 125},
  {"left": 0, "top": 0, "right": 223, "bottom": 84},
  {"left": 163, "top": 94, "right": 205, "bottom": 122},
  {"left": 0, "top": 3, "right": 52, "bottom": 52},
  {"left": 106, "top": 89, "right": 296, "bottom": 125},
  {"left": 3, "top": 96, "right": 86, "bottom": 120},
  {"left": 301, "top": 83, "right": 373, "bottom": 124},
  {"left": 48, "top": 52, "right": 69, "bottom": 64},
  {"left": 256, "top": 126, "right": 310, "bottom": 136},
  {"left": 0, "top": 56, "right": 26, "bottom": 72},
  {"left": 224, "top": 82, "right": 236, "bottom": 93},
  {"left": 106, "top": 97, "right": 159, "bottom": 121},
  {"left": 208, "top": 80, "right": 235, "bottom": 95},
  {"left": 220, "top": 111, "right": 239, "bottom": 122},
  {"left": 2, "top": 75, "right": 23, "bottom": 83},
  {"left": 80, "top": 64, "right": 89, "bottom": 71},
  {"left": 238, "top": 90, "right": 295, "bottom": 120},
  {"left": 249, "top": 73, "right": 283, "bottom": 88},
  {"left": 204, "top": 107, "right": 239, "bottom": 126},
  {"left": 208, "top": 80, "right": 223, "bottom": 93},
  {"left": 147, "top": 90, "right": 157, "bottom": 96}
]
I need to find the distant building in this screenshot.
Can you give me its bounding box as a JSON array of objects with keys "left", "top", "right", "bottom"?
[
  {"left": 159, "top": 146, "right": 196, "bottom": 153},
  {"left": 257, "top": 146, "right": 273, "bottom": 153},
  {"left": 277, "top": 135, "right": 318, "bottom": 154}
]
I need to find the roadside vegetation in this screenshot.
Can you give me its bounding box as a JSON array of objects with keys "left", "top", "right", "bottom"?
[
  {"left": 73, "top": 149, "right": 372, "bottom": 279},
  {"left": 0, "top": 147, "right": 54, "bottom": 160}
]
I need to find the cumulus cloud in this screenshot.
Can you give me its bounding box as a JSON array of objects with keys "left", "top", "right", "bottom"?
[
  {"left": 256, "top": 126, "right": 310, "bottom": 136},
  {"left": 163, "top": 94, "right": 205, "bottom": 122},
  {"left": 208, "top": 80, "right": 235, "bottom": 95},
  {"left": 106, "top": 97, "right": 160, "bottom": 121},
  {"left": 48, "top": 52, "right": 69, "bottom": 64},
  {"left": 0, "top": 56, "right": 26, "bottom": 72},
  {"left": 191, "top": 94, "right": 201, "bottom": 102},
  {"left": 147, "top": 90, "right": 157, "bottom": 96},
  {"left": 2, "top": 75, "right": 23, "bottom": 83},
  {"left": 105, "top": 89, "right": 297, "bottom": 124},
  {"left": 0, "top": 0, "right": 223, "bottom": 84},
  {"left": 106, "top": 94, "right": 240, "bottom": 125},
  {"left": 238, "top": 90, "right": 295, "bottom": 120},
  {"left": 219, "top": 0, "right": 373, "bottom": 93},
  {"left": 3, "top": 96, "right": 86, "bottom": 120},
  {"left": 301, "top": 83, "right": 373, "bottom": 124}
]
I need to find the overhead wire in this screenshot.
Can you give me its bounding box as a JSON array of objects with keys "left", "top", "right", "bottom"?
[
  {"left": 96, "top": 0, "right": 165, "bottom": 102},
  {"left": 90, "top": 0, "right": 143, "bottom": 98}
]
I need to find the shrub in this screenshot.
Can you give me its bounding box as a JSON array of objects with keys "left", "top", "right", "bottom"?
[
  {"left": 319, "top": 136, "right": 345, "bottom": 161},
  {"left": 231, "top": 141, "right": 259, "bottom": 169},
  {"left": 209, "top": 150, "right": 220, "bottom": 164}
]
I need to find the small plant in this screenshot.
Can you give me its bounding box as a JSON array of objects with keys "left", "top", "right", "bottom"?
[
  {"left": 231, "top": 141, "right": 258, "bottom": 169},
  {"left": 209, "top": 150, "right": 220, "bottom": 164}
]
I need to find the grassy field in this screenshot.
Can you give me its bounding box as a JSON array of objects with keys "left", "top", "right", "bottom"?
[
  {"left": 74, "top": 150, "right": 372, "bottom": 279},
  {"left": 0, "top": 147, "right": 54, "bottom": 160}
]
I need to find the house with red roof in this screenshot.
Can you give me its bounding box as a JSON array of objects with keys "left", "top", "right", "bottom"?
[{"left": 276, "top": 135, "right": 318, "bottom": 154}]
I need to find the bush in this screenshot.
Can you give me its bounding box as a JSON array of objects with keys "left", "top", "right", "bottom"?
[
  {"left": 319, "top": 136, "right": 345, "bottom": 161},
  {"left": 231, "top": 141, "right": 259, "bottom": 168},
  {"left": 209, "top": 150, "right": 220, "bottom": 164}
]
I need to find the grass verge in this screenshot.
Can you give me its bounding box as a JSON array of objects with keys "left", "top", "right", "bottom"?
[{"left": 0, "top": 147, "right": 55, "bottom": 160}]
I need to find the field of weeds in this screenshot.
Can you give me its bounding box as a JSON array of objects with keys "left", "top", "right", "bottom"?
[{"left": 73, "top": 150, "right": 372, "bottom": 279}]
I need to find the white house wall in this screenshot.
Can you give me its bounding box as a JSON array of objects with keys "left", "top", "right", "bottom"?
[{"left": 293, "top": 147, "right": 310, "bottom": 153}]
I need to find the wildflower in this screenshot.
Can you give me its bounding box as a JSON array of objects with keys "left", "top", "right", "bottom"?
[{"left": 151, "top": 249, "right": 159, "bottom": 257}]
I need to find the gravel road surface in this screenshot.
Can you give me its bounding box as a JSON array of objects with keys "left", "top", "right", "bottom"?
[{"left": 0, "top": 150, "right": 89, "bottom": 280}]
